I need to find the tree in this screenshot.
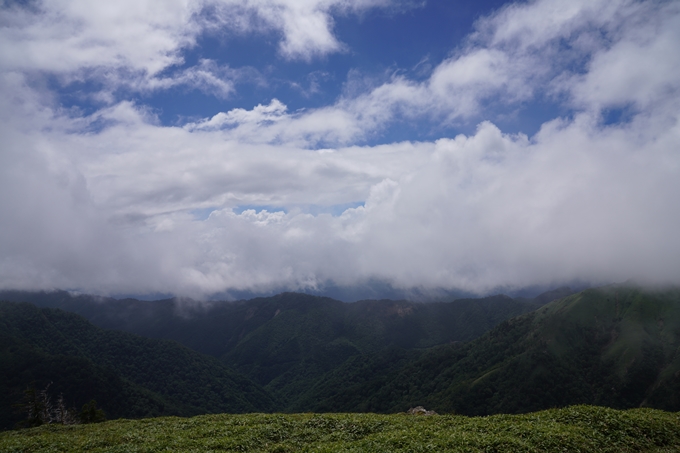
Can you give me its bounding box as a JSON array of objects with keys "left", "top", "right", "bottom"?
[
  {"left": 15, "top": 383, "right": 79, "bottom": 428},
  {"left": 54, "top": 393, "right": 78, "bottom": 425},
  {"left": 79, "top": 400, "right": 106, "bottom": 424},
  {"left": 16, "top": 383, "right": 52, "bottom": 428}
]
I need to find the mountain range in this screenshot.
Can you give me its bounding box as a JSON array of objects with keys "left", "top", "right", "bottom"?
[{"left": 1, "top": 283, "right": 678, "bottom": 429}]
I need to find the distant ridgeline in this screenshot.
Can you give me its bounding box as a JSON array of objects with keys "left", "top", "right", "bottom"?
[{"left": 1, "top": 284, "right": 679, "bottom": 429}]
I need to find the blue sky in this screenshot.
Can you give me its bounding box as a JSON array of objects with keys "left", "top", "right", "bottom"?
[
  {"left": 56, "top": 0, "right": 528, "bottom": 139},
  {"left": 1, "top": 0, "right": 679, "bottom": 299}
]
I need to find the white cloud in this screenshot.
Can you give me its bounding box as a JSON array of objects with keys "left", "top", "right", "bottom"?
[
  {"left": 167, "top": 111, "right": 680, "bottom": 294},
  {"left": 146, "top": 59, "right": 261, "bottom": 98},
  {"left": 0, "top": 0, "right": 401, "bottom": 100},
  {"left": 0, "top": 0, "right": 199, "bottom": 75},
  {"left": 185, "top": 98, "right": 289, "bottom": 130},
  {"left": 176, "top": 0, "right": 680, "bottom": 148},
  {"left": 1, "top": 0, "right": 679, "bottom": 297},
  {"left": 183, "top": 98, "right": 371, "bottom": 145},
  {"left": 2, "top": 82, "right": 679, "bottom": 296},
  {"left": 205, "top": 0, "right": 399, "bottom": 60},
  {"left": 568, "top": 4, "right": 680, "bottom": 111},
  {"left": 330, "top": 0, "right": 680, "bottom": 130}
]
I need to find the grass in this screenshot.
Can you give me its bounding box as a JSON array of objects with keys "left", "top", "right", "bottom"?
[{"left": 1, "top": 405, "right": 679, "bottom": 452}]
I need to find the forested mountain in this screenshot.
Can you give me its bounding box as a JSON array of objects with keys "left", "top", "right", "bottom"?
[
  {"left": 295, "top": 284, "right": 680, "bottom": 414},
  {"left": 0, "top": 302, "right": 276, "bottom": 429},
  {"left": 0, "top": 289, "right": 564, "bottom": 357},
  {"left": 0, "top": 288, "right": 565, "bottom": 408},
  {"left": 4, "top": 284, "right": 678, "bottom": 424}
]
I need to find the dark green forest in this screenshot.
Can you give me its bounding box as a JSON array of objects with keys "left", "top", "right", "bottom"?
[
  {"left": 0, "top": 302, "right": 275, "bottom": 429},
  {"left": 2, "top": 284, "right": 679, "bottom": 431},
  {"left": 0, "top": 287, "right": 561, "bottom": 418},
  {"left": 301, "top": 285, "right": 680, "bottom": 415}
]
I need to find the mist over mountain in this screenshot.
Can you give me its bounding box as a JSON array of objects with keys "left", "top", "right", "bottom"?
[
  {"left": 206, "top": 280, "right": 478, "bottom": 304},
  {"left": 0, "top": 287, "right": 567, "bottom": 357}
]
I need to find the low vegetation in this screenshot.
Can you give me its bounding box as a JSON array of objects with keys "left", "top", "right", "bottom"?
[{"left": 1, "top": 406, "right": 679, "bottom": 452}]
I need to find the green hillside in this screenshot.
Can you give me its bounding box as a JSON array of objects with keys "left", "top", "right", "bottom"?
[
  {"left": 301, "top": 284, "right": 680, "bottom": 414},
  {"left": 5, "top": 284, "right": 677, "bottom": 419},
  {"left": 0, "top": 301, "right": 276, "bottom": 429},
  {"left": 0, "top": 290, "right": 555, "bottom": 357},
  {"left": 1, "top": 406, "right": 679, "bottom": 452},
  {"left": 0, "top": 289, "right": 559, "bottom": 409}
]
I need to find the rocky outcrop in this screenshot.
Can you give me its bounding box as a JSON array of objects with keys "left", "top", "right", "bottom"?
[{"left": 407, "top": 406, "right": 437, "bottom": 415}]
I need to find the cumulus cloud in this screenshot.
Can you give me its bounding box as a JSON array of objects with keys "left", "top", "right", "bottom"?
[
  {"left": 0, "top": 0, "right": 399, "bottom": 97},
  {"left": 171, "top": 113, "right": 679, "bottom": 295},
  {"left": 332, "top": 0, "right": 680, "bottom": 129},
  {"left": 0, "top": 0, "right": 198, "bottom": 75},
  {"left": 0, "top": 0, "right": 679, "bottom": 297},
  {"left": 171, "top": 0, "right": 680, "bottom": 149},
  {"left": 185, "top": 98, "right": 289, "bottom": 131},
  {"left": 204, "top": 0, "right": 400, "bottom": 60}
]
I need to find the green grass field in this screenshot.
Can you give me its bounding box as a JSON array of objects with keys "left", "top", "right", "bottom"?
[{"left": 1, "top": 406, "right": 679, "bottom": 452}]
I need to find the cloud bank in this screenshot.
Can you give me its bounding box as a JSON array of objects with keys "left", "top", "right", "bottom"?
[{"left": 1, "top": 0, "right": 679, "bottom": 298}]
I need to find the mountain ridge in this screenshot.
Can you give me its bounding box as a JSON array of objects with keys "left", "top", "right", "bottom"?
[
  {"left": 4, "top": 284, "right": 678, "bottom": 426},
  {"left": 0, "top": 288, "right": 564, "bottom": 408}
]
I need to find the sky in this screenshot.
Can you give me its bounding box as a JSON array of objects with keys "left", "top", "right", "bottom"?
[{"left": 1, "top": 0, "right": 679, "bottom": 300}]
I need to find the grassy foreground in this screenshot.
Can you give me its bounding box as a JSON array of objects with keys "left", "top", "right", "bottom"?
[{"left": 1, "top": 406, "right": 679, "bottom": 452}]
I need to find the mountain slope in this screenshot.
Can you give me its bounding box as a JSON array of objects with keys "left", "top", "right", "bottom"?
[
  {"left": 0, "top": 289, "right": 561, "bottom": 408},
  {"left": 225, "top": 293, "right": 547, "bottom": 405},
  {"left": 0, "top": 328, "right": 174, "bottom": 429},
  {"left": 4, "top": 285, "right": 676, "bottom": 418},
  {"left": 0, "top": 290, "right": 557, "bottom": 357},
  {"left": 295, "top": 284, "right": 680, "bottom": 414},
  {"left": 0, "top": 301, "right": 277, "bottom": 429}
]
